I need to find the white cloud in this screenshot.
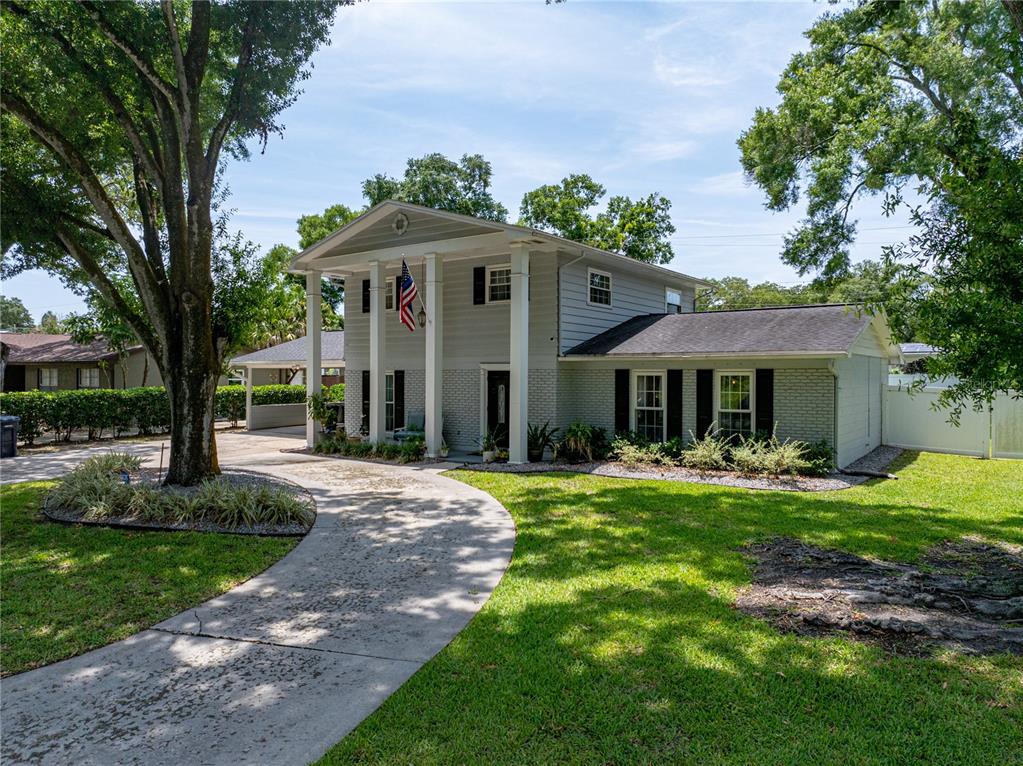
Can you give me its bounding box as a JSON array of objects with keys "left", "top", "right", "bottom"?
[{"left": 691, "top": 170, "right": 756, "bottom": 196}]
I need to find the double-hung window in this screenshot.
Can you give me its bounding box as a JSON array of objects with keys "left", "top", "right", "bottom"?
[
  {"left": 633, "top": 371, "right": 665, "bottom": 442},
  {"left": 384, "top": 372, "right": 395, "bottom": 432},
  {"left": 486, "top": 265, "right": 511, "bottom": 303},
  {"left": 717, "top": 371, "right": 753, "bottom": 439},
  {"left": 39, "top": 368, "right": 59, "bottom": 391},
  {"left": 588, "top": 268, "right": 612, "bottom": 307},
  {"left": 385, "top": 280, "right": 394, "bottom": 311},
  {"left": 79, "top": 368, "right": 100, "bottom": 388},
  {"left": 665, "top": 287, "right": 683, "bottom": 314}
]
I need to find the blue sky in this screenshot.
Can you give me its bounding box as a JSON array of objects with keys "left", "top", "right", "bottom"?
[{"left": 5, "top": 0, "right": 915, "bottom": 323}]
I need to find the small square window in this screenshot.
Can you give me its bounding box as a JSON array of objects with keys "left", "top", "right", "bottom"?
[
  {"left": 588, "top": 269, "right": 612, "bottom": 306},
  {"left": 79, "top": 368, "right": 101, "bottom": 388},
  {"left": 487, "top": 266, "right": 511, "bottom": 303}
]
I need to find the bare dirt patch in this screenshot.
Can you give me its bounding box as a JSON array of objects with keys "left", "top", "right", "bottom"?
[{"left": 736, "top": 537, "right": 1023, "bottom": 655}]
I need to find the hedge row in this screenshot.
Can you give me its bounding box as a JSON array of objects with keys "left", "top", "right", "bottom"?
[{"left": 0, "top": 384, "right": 314, "bottom": 444}]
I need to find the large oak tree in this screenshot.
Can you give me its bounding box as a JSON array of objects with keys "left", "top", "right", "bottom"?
[
  {"left": 1, "top": 1, "right": 343, "bottom": 483},
  {"left": 739, "top": 0, "right": 1022, "bottom": 412}
]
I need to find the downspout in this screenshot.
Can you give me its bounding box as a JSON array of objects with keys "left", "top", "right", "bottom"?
[{"left": 827, "top": 359, "right": 839, "bottom": 469}]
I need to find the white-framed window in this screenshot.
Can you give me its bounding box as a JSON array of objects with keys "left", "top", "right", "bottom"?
[
  {"left": 385, "top": 280, "right": 394, "bottom": 311},
  {"left": 716, "top": 371, "right": 753, "bottom": 439},
  {"left": 79, "top": 368, "right": 101, "bottom": 388},
  {"left": 587, "top": 268, "right": 612, "bottom": 307},
  {"left": 384, "top": 371, "right": 395, "bottom": 432},
  {"left": 486, "top": 264, "right": 511, "bottom": 303},
  {"left": 39, "top": 367, "right": 59, "bottom": 390},
  {"left": 632, "top": 370, "right": 665, "bottom": 442},
  {"left": 666, "top": 287, "right": 684, "bottom": 314}
]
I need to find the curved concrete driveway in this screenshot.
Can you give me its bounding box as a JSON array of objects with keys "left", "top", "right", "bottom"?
[{"left": 2, "top": 452, "right": 515, "bottom": 766}]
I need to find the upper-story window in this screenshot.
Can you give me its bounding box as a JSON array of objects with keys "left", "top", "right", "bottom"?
[
  {"left": 385, "top": 280, "right": 394, "bottom": 311},
  {"left": 487, "top": 265, "right": 511, "bottom": 303},
  {"left": 666, "top": 287, "right": 684, "bottom": 314},
  {"left": 39, "top": 368, "right": 59, "bottom": 390},
  {"left": 588, "top": 268, "right": 612, "bottom": 307}
]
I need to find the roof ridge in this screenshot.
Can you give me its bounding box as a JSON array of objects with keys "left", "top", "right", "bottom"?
[{"left": 689, "top": 303, "right": 860, "bottom": 315}]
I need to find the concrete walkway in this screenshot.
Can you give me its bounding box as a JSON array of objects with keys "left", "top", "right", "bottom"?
[{"left": 1, "top": 445, "right": 515, "bottom": 765}]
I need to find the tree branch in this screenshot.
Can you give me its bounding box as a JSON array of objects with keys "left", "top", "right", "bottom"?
[
  {"left": 161, "top": 0, "right": 191, "bottom": 131},
  {"left": 80, "top": 1, "right": 180, "bottom": 117},
  {"left": 185, "top": 2, "right": 212, "bottom": 96},
  {"left": 4, "top": 0, "right": 165, "bottom": 184},
  {"left": 205, "top": 5, "right": 260, "bottom": 171},
  {"left": 1003, "top": 0, "right": 1023, "bottom": 40}
]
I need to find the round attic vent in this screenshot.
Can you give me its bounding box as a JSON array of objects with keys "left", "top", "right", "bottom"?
[{"left": 392, "top": 212, "right": 409, "bottom": 236}]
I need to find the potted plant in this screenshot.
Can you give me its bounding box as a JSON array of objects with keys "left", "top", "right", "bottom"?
[
  {"left": 478, "top": 428, "right": 499, "bottom": 463},
  {"left": 527, "top": 421, "right": 559, "bottom": 462},
  {"left": 439, "top": 438, "right": 449, "bottom": 459}
]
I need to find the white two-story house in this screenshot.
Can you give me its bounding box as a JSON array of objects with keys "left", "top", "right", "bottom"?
[{"left": 290, "top": 201, "right": 898, "bottom": 468}]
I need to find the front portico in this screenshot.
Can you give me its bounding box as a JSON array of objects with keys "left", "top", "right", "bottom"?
[{"left": 291, "top": 201, "right": 546, "bottom": 463}]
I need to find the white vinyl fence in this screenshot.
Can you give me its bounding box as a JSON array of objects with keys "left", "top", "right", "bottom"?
[{"left": 883, "top": 380, "right": 1023, "bottom": 459}]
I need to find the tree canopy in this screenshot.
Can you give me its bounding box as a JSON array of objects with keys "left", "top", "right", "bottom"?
[
  {"left": 739, "top": 0, "right": 1022, "bottom": 410},
  {"left": 519, "top": 174, "right": 676, "bottom": 264},
  {"left": 1, "top": 0, "right": 343, "bottom": 483},
  {"left": 0, "top": 296, "right": 33, "bottom": 332}
]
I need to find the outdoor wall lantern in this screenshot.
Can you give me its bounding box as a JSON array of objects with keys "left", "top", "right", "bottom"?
[{"left": 418, "top": 306, "right": 427, "bottom": 328}]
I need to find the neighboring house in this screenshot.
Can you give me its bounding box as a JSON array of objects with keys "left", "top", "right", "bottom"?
[
  {"left": 230, "top": 331, "right": 345, "bottom": 387},
  {"left": 288, "top": 200, "right": 899, "bottom": 468},
  {"left": 0, "top": 333, "right": 162, "bottom": 392}
]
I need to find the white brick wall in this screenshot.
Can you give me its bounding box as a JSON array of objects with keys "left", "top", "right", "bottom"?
[
  {"left": 557, "top": 367, "right": 616, "bottom": 433},
  {"left": 442, "top": 369, "right": 479, "bottom": 451},
  {"left": 773, "top": 368, "right": 835, "bottom": 445},
  {"left": 682, "top": 369, "right": 697, "bottom": 442}
]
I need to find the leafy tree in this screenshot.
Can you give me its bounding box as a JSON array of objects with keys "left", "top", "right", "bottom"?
[
  {"left": 520, "top": 174, "right": 676, "bottom": 264},
  {"left": 362, "top": 153, "right": 508, "bottom": 222},
  {"left": 1, "top": 1, "right": 343, "bottom": 483},
  {"left": 696, "top": 278, "right": 816, "bottom": 311},
  {"left": 296, "top": 203, "right": 361, "bottom": 311},
  {"left": 37, "top": 311, "right": 61, "bottom": 334},
  {"left": 0, "top": 296, "right": 33, "bottom": 332},
  {"left": 739, "top": 0, "right": 1022, "bottom": 411}
]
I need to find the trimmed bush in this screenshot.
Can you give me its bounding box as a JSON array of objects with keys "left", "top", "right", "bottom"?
[{"left": 0, "top": 384, "right": 306, "bottom": 444}]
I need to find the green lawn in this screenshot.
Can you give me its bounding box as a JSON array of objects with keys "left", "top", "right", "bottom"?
[
  {"left": 0, "top": 481, "right": 297, "bottom": 676},
  {"left": 321, "top": 452, "right": 1023, "bottom": 766}
]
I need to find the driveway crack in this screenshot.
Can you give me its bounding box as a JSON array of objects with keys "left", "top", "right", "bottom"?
[{"left": 150, "top": 626, "right": 422, "bottom": 665}]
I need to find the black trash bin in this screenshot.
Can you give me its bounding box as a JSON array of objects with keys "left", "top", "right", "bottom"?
[{"left": 0, "top": 414, "right": 20, "bottom": 459}]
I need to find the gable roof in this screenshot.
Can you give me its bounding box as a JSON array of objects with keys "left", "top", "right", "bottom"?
[
  {"left": 231, "top": 331, "right": 344, "bottom": 366},
  {"left": 290, "top": 200, "right": 711, "bottom": 288},
  {"left": 0, "top": 333, "right": 135, "bottom": 364},
  {"left": 564, "top": 304, "right": 885, "bottom": 358}
]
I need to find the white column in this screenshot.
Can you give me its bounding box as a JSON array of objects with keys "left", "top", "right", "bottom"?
[
  {"left": 509, "top": 244, "right": 530, "bottom": 463},
  {"left": 425, "top": 254, "right": 444, "bottom": 457},
  {"left": 368, "top": 260, "right": 387, "bottom": 443},
  {"left": 305, "top": 270, "right": 322, "bottom": 448},
  {"left": 244, "top": 366, "right": 253, "bottom": 432}
]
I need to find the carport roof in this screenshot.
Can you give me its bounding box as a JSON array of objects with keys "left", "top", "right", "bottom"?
[{"left": 231, "top": 331, "right": 344, "bottom": 367}]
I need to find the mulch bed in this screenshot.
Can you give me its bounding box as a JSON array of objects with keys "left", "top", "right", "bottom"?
[
  {"left": 463, "top": 446, "right": 904, "bottom": 492},
  {"left": 43, "top": 469, "right": 315, "bottom": 537},
  {"left": 735, "top": 537, "right": 1023, "bottom": 656}
]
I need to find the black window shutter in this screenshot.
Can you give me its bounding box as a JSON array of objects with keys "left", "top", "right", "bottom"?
[
  {"left": 395, "top": 275, "right": 402, "bottom": 312},
  {"left": 755, "top": 368, "right": 774, "bottom": 436},
  {"left": 614, "top": 369, "right": 630, "bottom": 434},
  {"left": 666, "top": 369, "right": 683, "bottom": 439},
  {"left": 393, "top": 370, "right": 405, "bottom": 430},
  {"left": 361, "top": 369, "right": 370, "bottom": 433},
  {"left": 696, "top": 369, "right": 713, "bottom": 437},
  {"left": 361, "top": 279, "right": 370, "bottom": 313},
  {"left": 473, "top": 266, "right": 486, "bottom": 305}
]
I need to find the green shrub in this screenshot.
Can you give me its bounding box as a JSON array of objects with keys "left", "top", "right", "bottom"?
[
  {"left": 610, "top": 436, "right": 655, "bottom": 467},
  {"left": 397, "top": 437, "right": 425, "bottom": 463},
  {"left": 802, "top": 439, "right": 835, "bottom": 476},
  {"left": 0, "top": 391, "right": 48, "bottom": 444},
  {"left": 527, "top": 421, "right": 559, "bottom": 461},
  {"left": 556, "top": 421, "right": 609, "bottom": 462},
  {"left": 126, "top": 387, "right": 172, "bottom": 434},
  {"left": 681, "top": 429, "right": 730, "bottom": 470},
  {"left": 375, "top": 442, "right": 402, "bottom": 461},
  {"left": 216, "top": 385, "right": 247, "bottom": 425},
  {"left": 252, "top": 384, "right": 307, "bottom": 406}
]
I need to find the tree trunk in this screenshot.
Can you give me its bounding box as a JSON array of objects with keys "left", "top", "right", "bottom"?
[{"left": 161, "top": 286, "right": 222, "bottom": 486}]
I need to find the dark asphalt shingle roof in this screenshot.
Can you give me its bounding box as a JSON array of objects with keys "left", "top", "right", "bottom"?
[
  {"left": 564, "top": 305, "right": 873, "bottom": 357},
  {"left": 232, "top": 331, "right": 344, "bottom": 365}
]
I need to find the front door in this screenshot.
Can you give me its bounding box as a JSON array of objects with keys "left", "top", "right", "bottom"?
[{"left": 486, "top": 370, "right": 510, "bottom": 448}]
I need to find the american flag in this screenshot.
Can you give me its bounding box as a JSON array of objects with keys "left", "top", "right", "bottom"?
[{"left": 399, "top": 259, "right": 418, "bottom": 332}]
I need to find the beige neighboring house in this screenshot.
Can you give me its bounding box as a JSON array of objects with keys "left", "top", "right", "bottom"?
[{"left": 0, "top": 333, "right": 162, "bottom": 392}]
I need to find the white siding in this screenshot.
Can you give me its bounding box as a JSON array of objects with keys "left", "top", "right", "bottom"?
[
  {"left": 558, "top": 255, "right": 695, "bottom": 353},
  {"left": 835, "top": 354, "right": 885, "bottom": 466}
]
